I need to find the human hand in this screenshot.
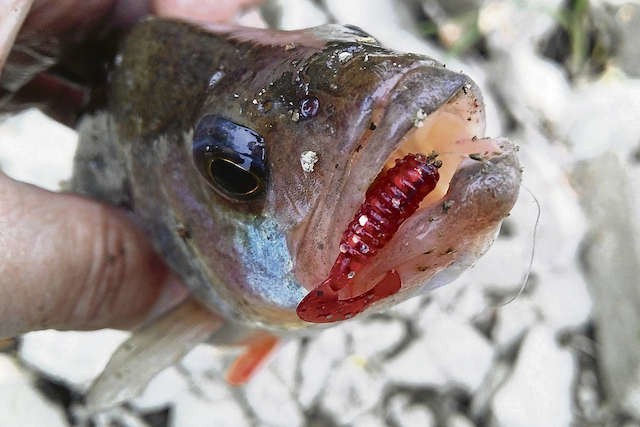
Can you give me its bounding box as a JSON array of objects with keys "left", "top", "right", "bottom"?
[
  {"left": 0, "top": 0, "right": 261, "bottom": 338},
  {"left": 0, "top": 170, "right": 188, "bottom": 337}
]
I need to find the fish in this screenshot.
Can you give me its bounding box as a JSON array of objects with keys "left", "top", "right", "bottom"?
[{"left": 14, "top": 18, "right": 522, "bottom": 409}]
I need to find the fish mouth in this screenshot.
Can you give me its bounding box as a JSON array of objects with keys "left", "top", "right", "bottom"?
[
  {"left": 335, "top": 138, "right": 520, "bottom": 300},
  {"left": 293, "top": 66, "right": 521, "bottom": 322}
]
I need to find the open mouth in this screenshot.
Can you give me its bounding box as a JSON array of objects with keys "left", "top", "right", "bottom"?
[{"left": 296, "top": 74, "right": 520, "bottom": 323}]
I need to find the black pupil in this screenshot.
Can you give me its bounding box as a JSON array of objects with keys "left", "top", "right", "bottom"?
[
  {"left": 193, "top": 115, "right": 267, "bottom": 201},
  {"left": 210, "top": 158, "right": 259, "bottom": 196}
]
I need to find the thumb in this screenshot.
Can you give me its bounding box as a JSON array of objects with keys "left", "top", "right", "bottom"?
[{"left": 0, "top": 171, "right": 188, "bottom": 338}]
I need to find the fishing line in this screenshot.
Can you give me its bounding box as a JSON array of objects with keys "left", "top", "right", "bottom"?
[{"left": 494, "top": 184, "right": 541, "bottom": 307}]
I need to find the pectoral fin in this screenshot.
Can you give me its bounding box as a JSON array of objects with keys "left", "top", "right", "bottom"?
[{"left": 86, "top": 298, "right": 223, "bottom": 411}]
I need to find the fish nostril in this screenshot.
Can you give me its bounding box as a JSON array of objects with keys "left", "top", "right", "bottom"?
[{"left": 299, "top": 95, "right": 320, "bottom": 120}]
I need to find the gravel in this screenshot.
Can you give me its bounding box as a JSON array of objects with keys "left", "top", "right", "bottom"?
[
  {"left": 491, "top": 326, "right": 575, "bottom": 427},
  {"left": 0, "top": 354, "right": 68, "bottom": 427}
]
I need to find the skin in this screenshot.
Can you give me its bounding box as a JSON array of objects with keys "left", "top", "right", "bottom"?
[
  {"left": 0, "top": 172, "right": 186, "bottom": 336},
  {"left": 0, "top": 0, "right": 260, "bottom": 339}
]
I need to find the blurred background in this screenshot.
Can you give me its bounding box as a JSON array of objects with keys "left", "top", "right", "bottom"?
[{"left": 1, "top": 0, "right": 640, "bottom": 426}]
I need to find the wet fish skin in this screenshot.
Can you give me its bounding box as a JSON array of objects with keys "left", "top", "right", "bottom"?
[{"left": 72, "top": 18, "right": 502, "bottom": 331}]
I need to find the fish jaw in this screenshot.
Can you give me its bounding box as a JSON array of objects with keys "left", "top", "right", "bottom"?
[{"left": 291, "top": 74, "right": 521, "bottom": 322}]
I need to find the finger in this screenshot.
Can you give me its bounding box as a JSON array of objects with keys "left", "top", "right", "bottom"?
[
  {"left": 0, "top": 0, "right": 33, "bottom": 72},
  {"left": 17, "top": 0, "right": 264, "bottom": 38},
  {"left": 20, "top": 0, "right": 116, "bottom": 36},
  {"left": 1, "top": 0, "right": 263, "bottom": 113},
  {"left": 0, "top": 172, "right": 188, "bottom": 338},
  {"left": 152, "top": 0, "right": 263, "bottom": 23}
]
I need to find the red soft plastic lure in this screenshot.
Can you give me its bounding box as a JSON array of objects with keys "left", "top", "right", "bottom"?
[{"left": 297, "top": 153, "right": 441, "bottom": 323}]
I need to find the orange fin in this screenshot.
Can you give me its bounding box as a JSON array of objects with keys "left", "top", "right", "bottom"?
[{"left": 225, "top": 334, "right": 279, "bottom": 385}]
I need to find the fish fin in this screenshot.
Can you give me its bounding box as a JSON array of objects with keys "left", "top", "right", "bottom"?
[
  {"left": 86, "top": 298, "right": 223, "bottom": 411},
  {"left": 225, "top": 334, "right": 279, "bottom": 385}
]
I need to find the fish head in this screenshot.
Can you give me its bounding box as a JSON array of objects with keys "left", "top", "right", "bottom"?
[{"left": 109, "top": 20, "right": 520, "bottom": 330}]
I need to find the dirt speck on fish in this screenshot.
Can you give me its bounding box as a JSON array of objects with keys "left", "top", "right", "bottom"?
[{"left": 300, "top": 150, "right": 319, "bottom": 173}]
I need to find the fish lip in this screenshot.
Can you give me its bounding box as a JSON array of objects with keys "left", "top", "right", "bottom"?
[{"left": 400, "top": 137, "right": 522, "bottom": 257}]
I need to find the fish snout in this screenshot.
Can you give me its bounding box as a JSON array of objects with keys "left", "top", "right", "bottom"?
[{"left": 446, "top": 138, "right": 521, "bottom": 226}]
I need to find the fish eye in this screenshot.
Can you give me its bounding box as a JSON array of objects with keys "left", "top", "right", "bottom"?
[{"left": 192, "top": 115, "right": 267, "bottom": 201}]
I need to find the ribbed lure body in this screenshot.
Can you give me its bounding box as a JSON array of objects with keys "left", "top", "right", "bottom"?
[{"left": 297, "top": 153, "right": 440, "bottom": 323}]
